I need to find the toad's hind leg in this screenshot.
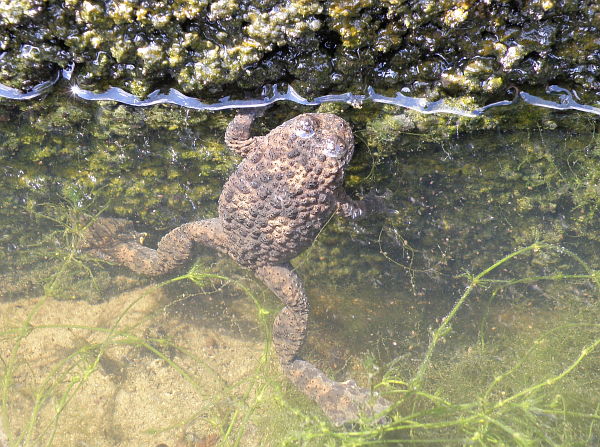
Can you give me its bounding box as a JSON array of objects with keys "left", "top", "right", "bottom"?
[
  {"left": 254, "top": 264, "right": 390, "bottom": 426},
  {"left": 82, "top": 217, "right": 228, "bottom": 276}
]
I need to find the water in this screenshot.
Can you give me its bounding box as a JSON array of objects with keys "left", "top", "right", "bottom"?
[{"left": 1, "top": 98, "right": 599, "bottom": 446}]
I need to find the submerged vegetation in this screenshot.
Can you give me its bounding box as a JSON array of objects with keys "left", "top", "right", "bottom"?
[
  {"left": 1, "top": 203, "right": 599, "bottom": 445},
  {"left": 296, "top": 242, "right": 600, "bottom": 446}
]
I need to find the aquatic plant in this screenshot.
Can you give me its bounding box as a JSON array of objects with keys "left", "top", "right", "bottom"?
[
  {"left": 3, "top": 215, "right": 599, "bottom": 445},
  {"left": 287, "top": 242, "right": 600, "bottom": 446}
]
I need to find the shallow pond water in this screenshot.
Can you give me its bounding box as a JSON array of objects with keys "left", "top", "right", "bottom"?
[{"left": 1, "top": 99, "right": 599, "bottom": 446}]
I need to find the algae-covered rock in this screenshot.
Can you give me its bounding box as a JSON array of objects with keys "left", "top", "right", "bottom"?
[
  {"left": 0, "top": 93, "right": 235, "bottom": 229},
  {"left": 1, "top": 0, "right": 599, "bottom": 104}
]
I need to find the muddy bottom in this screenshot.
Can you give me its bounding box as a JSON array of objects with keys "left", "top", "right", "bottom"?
[{"left": 0, "top": 283, "right": 280, "bottom": 447}]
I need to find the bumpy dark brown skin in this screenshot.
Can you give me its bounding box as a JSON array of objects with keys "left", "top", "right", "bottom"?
[{"left": 83, "top": 112, "right": 390, "bottom": 425}]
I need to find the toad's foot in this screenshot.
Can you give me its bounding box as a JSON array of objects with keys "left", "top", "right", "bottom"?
[
  {"left": 285, "top": 359, "right": 391, "bottom": 426},
  {"left": 363, "top": 188, "right": 398, "bottom": 216},
  {"left": 336, "top": 188, "right": 397, "bottom": 220},
  {"left": 79, "top": 217, "right": 144, "bottom": 264}
]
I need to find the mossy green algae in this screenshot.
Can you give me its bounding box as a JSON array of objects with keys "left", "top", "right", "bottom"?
[{"left": 1, "top": 0, "right": 599, "bottom": 106}]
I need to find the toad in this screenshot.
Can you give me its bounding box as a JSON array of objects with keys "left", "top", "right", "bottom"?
[{"left": 84, "top": 111, "right": 390, "bottom": 425}]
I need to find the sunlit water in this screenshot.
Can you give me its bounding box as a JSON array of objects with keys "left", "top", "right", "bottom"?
[{"left": 1, "top": 100, "right": 599, "bottom": 446}]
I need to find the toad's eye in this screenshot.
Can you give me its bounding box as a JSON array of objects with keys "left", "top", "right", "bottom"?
[{"left": 294, "top": 117, "right": 317, "bottom": 138}]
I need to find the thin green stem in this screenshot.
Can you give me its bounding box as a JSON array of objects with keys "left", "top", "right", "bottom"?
[{"left": 410, "top": 242, "right": 543, "bottom": 389}]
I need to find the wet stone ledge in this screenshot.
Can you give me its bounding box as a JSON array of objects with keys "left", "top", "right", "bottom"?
[{"left": 0, "top": 0, "right": 599, "bottom": 106}]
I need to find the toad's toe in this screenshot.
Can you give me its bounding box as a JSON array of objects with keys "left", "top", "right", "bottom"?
[
  {"left": 315, "top": 378, "right": 391, "bottom": 426},
  {"left": 79, "top": 217, "right": 144, "bottom": 263},
  {"left": 285, "top": 359, "right": 391, "bottom": 426}
]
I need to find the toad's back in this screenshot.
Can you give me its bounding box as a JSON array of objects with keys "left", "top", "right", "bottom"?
[{"left": 218, "top": 113, "right": 355, "bottom": 268}]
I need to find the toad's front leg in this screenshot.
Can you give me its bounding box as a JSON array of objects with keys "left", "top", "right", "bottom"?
[
  {"left": 224, "top": 110, "right": 267, "bottom": 157},
  {"left": 254, "top": 264, "right": 390, "bottom": 426},
  {"left": 335, "top": 189, "right": 395, "bottom": 220}
]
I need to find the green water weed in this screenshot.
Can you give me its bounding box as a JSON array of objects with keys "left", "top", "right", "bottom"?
[{"left": 290, "top": 241, "right": 600, "bottom": 446}]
